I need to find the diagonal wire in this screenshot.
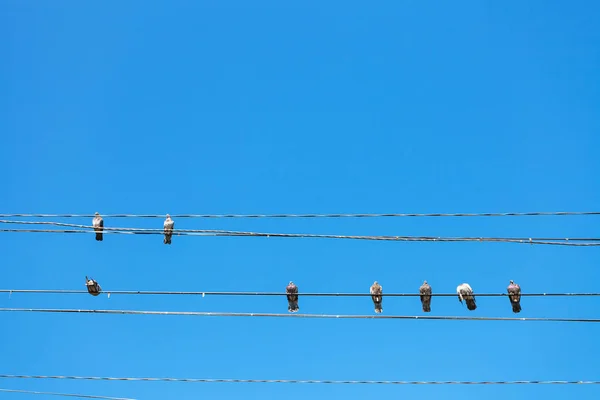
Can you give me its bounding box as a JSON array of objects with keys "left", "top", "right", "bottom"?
[
  {"left": 0, "top": 226, "right": 599, "bottom": 246},
  {"left": 1, "top": 289, "right": 600, "bottom": 297},
  {"left": 1, "top": 308, "right": 599, "bottom": 323},
  {"left": 0, "top": 375, "right": 598, "bottom": 385},
  {"left": 0, "top": 388, "right": 135, "bottom": 399},
  {"left": 1, "top": 211, "right": 599, "bottom": 218}
]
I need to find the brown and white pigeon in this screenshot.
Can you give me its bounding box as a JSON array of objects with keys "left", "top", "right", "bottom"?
[
  {"left": 457, "top": 283, "right": 477, "bottom": 311},
  {"left": 92, "top": 212, "right": 104, "bottom": 241},
  {"left": 85, "top": 276, "right": 101, "bottom": 296},
  {"left": 507, "top": 280, "right": 521, "bottom": 313},
  {"left": 286, "top": 281, "right": 299, "bottom": 313},
  {"left": 419, "top": 280, "right": 432, "bottom": 312},
  {"left": 370, "top": 281, "right": 383, "bottom": 314},
  {"left": 163, "top": 214, "right": 174, "bottom": 245}
]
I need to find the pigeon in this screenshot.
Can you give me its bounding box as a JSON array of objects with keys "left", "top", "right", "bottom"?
[
  {"left": 85, "top": 276, "right": 101, "bottom": 296},
  {"left": 286, "top": 281, "right": 299, "bottom": 313},
  {"left": 419, "top": 280, "right": 432, "bottom": 312},
  {"left": 457, "top": 283, "right": 477, "bottom": 311},
  {"left": 507, "top": 280, "right": 521, "bottom": 313},
  {"left": 163, "top": 214, "right": 174, "bottom": 245},
  {"left": 370, "top": 281, "right": 383, "bottom": 314},
  {"left": 92, "top": 212, "right": 104, "bottom": 241}
]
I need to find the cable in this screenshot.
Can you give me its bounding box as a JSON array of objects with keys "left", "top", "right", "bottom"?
[
  {"left": 1, "top": 227, "right": 598, "bottom": 247},
  {"left": 0, "top": 388, "right": 135, "bottom": 399},
  {"left": 2, "top": 289, "right": 600, "bottom": 297},
  {"left": 0, "top": 308, "right": 598, "bottom": 323},
  {"left": 0, "top": 375, "right": 597, "bottom": 385},
  {"left": 1, "top": 211, "right": 599, "bottom": 219},
  {"left": 0, "top": 220, "right": 600, "bottom": 243}
]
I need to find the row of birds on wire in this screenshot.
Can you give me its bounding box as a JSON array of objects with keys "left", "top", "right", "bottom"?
[
  {"left": 83, "top": 278, "right": 523, "bottom": 314},
  {"left": 92, "top": 212, "right": 175, "bottom": 243}
]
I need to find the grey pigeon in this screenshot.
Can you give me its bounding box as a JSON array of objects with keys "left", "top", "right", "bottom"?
[
  {"left": 286, "top": 281, "right": 299, "bottom": 313},
  {"left": 92, "top": 212, "right": 104, "bottom": 241},
  {"left": 85, "top": 276, "right": 101, "bottom": 296},
  {"left": 507, "top": 280, "right": 521, "bottom": 313},
  {"left": 419, "top": 280, "right": 432, "bottom": 312},
  {"left": 370, "top": 281, "right": 383, "bottom": 314},
  {"left": 163, "top": 214, "right": 174, "bottom": 245},
  {"left": 457, "top": 283, "right": 477, "bottom": 311}
]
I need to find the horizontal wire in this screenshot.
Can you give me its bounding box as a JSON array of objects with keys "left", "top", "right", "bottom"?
[
  {"left": 1, "top": 289, "right": 599, "bottom": 297},
  {"left": 4, "top": 219, "right": 600, "bottom": 242},
  {"left": 0, "top": 226, "right": 598, "bottom": 247},
  {"left": 0, "top": 375, "right": 598, "bottom": 385},
  {"left": 0, "top": 388, "right": 135, "bottom": 400},
  {"left": 1, "top": 211, "right": 599, "bottom": 219},
  {"left": 0, "top": 308, "right": 598, "bottom": 323}
]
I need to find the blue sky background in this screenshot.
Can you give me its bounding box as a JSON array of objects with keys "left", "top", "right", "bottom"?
[{"left": 1, "top": 1, "right": 599, "bottom": 399}]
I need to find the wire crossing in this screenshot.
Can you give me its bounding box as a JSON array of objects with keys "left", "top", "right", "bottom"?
[
  {"left": 0, "top": 375, "right": 598, "bottom": 385},
  {"left": 1, "top": 211, "right": 599, "bottom": 219},
  {"left": 1, "top": 227, "right": 598, "bottom": 246},
  {"left": 1, "top": 308, "right": 599, "bottom": 323},
  {"left": 0, "top": 388, "right": 135, "bottom": 399}
]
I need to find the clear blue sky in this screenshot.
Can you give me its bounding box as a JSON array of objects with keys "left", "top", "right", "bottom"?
[{"left": 1, "top": 1, "right": 599, "bottom": 399}]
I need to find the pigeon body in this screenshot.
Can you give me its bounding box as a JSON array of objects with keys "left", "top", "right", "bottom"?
[
  {"left": 92, "top": 212, "right": 104, "bottom": 241},
  {"left": 457, "top": 283, "right": 477, "bottom": 311},
  {"left": 419, "top": 281, "right": 432, "bottom": 312},
  {"left": 507, "top": 280, "right": 521, "bottom": 313},
  {"left": 286, "top": 281, "right": 299, "bottom": 313},
  {"left": 370, "top": 281, "right": 383, "bottom": 313},
  {"left": 85, "top": 276, "right": 101, "bottom": 296},
  {"left": 163, "top": 215, "right": 174, "bottom": 245}
]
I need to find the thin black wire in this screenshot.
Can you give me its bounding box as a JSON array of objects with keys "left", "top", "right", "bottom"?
[
  {"left": 0, "top": 308, "right": 598, "bottom": 323},
  {"left": 1, "top": 289, "right": 599, "bottom": 297},
  {"left": 0, "top": 227, "right": 598, "bottom": 246},
  {"left": 0, "top": 388, "right": 135, "bottom": 400},
  {"left": 4, "top": 219, "right": 600, "bottom": 242},
  {"left": 0, "top": 375, "right": 597, "bottom": 385},
  {"left": 1, "top": 211, "right": 599, "bottom": 218}
]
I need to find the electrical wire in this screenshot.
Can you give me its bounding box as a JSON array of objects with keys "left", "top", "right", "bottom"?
[
  {"left": 0, "top": 227, "right": 598, "bottom": 247},
  {"left": 1, "top": 289, "right": 599, "bottom": 297},
  {"left": 0, "top": 308, "right": 598, "bottom": 323},
  {"left": 0, "top": 375, "right": 597, "bottom": 385},
  {"left": 1, "top": 211, "right": 599, "bottom": 219},
  {"left": 0, "top": 388, "right": 135, "bottom": 399}
]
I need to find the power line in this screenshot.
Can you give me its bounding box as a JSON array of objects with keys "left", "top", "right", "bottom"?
[
  {"left": 0, "top": 375, "right": 597, "bottom": 385},
  {"left": 0, "top": 227, "right": 598, "bottom": 247},
  {"left": 2, "top": 289, "right": 600, "bottom": 298},
  {"left": 0, "top": 388, "right": 135, "bottom": 399},
  {"left": 1, "top": 211, "right": 599, "bottom": 219},
  {"left": 0, "top": 308, "right": 598, "bottom": 323}
]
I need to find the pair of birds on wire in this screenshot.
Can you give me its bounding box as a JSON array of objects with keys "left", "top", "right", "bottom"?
[
  {"left": 93, "top": 212, "right": 174, "bottom": 244},
  {"left": 286, "top": 280, "right": 522, "bottom": 314}
]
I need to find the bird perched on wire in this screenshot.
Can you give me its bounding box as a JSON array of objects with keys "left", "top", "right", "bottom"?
[
  {"left": 419, "top": 280, "right": 432, "bottom": 312},
  {"left": 163, "top": 214, "right": 174, "bottom": 245},
  {"left": 507, "top": 280, "right": 521, "bottom": 313},
  {"left": 92, "top": 212, "right": 104, "bottom": 241},
  {"left": 457, "top": 283, "right": 477, "bottom": 310},
  {"left": 370, "top": 281, "right": 383, "bottom": 313},
  {"left": 85, "top": 276, "right": 101, "bottom": 296},
  {"left": 286, "top": 281, "right": 299, "bottom": 313}
]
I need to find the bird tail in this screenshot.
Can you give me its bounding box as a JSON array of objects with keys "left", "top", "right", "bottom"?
[
  {"left": 375, "top": 304, "right": 382, "bottom": 314},
  {"left": 95, "top": 232, "right": 103, "bottom": 241},
  {"left": 422, "top": 302, "right": 431, "bottom": 312},
  {"left": 512, "top": 302, "right": 521, "bottom": 313},
  {"left": 164, "top": 234, "right": 172, "bottom": 244},
  {"left": 466, "top": 298, "right": 477, "bottom": 311},
  {"left": 288, "top": 301, "right": 299, "bottom": 313}
]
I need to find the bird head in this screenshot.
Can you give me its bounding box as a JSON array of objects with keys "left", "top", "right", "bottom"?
[
  {"left": 289, "top": 281, "right": 294, "bottom": 286},
  {"left": 509, "top": 280, "right": 514, "bottom": 284},
  {"left": 423, "top": 280, "right": 428, "bottom": 285},
  {"left": 94, "top": 212, "right": 100, "bottom": 216},
  {"left": 166, "top": 214, "right": 170, "bottom": 219},
  {"left": 373, "top": 281, "right": 378, "bottom": 286}
]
